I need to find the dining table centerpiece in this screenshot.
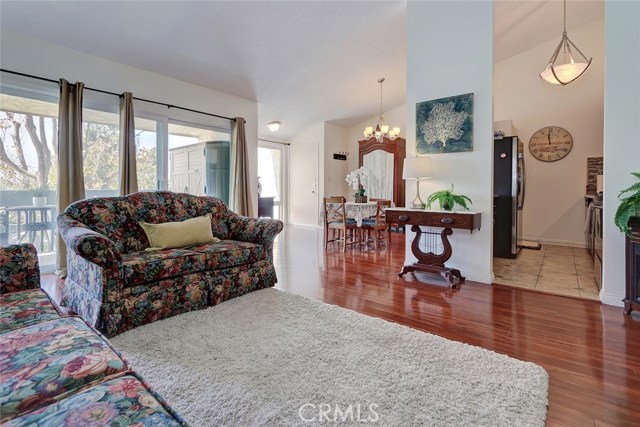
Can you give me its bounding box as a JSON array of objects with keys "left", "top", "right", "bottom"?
[{"left": 346, "top": 167, "right": 369, "bottom": 203}]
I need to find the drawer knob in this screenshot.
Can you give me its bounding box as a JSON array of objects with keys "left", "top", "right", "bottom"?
[
  {"left": 398, "top": 215, "right": 409, "bottom": 221},
  {"left": 441, "top": 217, "right": 454, "bottom": 224}
]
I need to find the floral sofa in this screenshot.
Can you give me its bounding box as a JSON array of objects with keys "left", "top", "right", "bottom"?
[
  {"left": 0, "top": 243, "right": 188, "bottom": 426},
  {"left": 57, "top": 191, "right": 283, "bottom": 337}
]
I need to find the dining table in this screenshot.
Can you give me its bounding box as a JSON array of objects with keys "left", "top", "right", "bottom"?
[{"left": 321, "top": 201, "right": 379, "bottom": 226}]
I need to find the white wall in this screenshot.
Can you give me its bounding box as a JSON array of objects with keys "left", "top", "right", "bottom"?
[
  {"left": 0, "top": 30, "right": 260, "bottom": 215},
  {"left": 601, "top": 1, "right": 640, "bottom": 307},
  {"left": 323, "top": 123, "right": 349, "bottom": 198},
  {"left": 494, "top": 18, "right": 605, "bottom": 247},
  {"left": 407, "top": 0, "right": 494, "bottom": 284}
]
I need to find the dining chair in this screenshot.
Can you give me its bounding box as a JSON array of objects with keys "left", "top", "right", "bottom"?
[
  {"left": 360, "top": 199, "right": 391, "bottom": 250},
  {"left": 323, "top": 196, "right": 359, "bottom": 252}
]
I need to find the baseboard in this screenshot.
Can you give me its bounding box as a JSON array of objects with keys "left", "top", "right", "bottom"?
[
  {"left": 287, "top": 223, "right": 321, "bottom": 230},
  {"left": 465, "top": 271, "right": 493, "bottom": 284},
  {"left": 522, "top": 236, "right": 587, "bottom": 249},
  {"left": 600, "top": 292, "right": 624, "bottom": 307}
]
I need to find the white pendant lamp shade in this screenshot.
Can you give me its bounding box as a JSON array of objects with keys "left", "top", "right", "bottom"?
[
  {"left": 539, "top": 0, "right": 592, "bottom": 86},
  {"left": 540, "top": 60, "right": 590, "bottom": 86}
]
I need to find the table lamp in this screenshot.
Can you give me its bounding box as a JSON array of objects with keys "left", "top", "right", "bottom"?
[{"left": 403, "top": 156, "right": 433, "bottom": 209}]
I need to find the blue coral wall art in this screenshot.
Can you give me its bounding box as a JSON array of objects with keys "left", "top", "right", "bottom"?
[{"left": 416, "top": 93, "right": 474, "bottom": 154}]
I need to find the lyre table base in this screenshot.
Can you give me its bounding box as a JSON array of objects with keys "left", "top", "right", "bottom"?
[
  {"left": 385, "top": 208, "right": 482, "bottom": 289},
  {"left": 397, "top": 225, "right": 465, "bottom": 288}
]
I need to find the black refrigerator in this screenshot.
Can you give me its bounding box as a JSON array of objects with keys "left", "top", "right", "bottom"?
[{"left": 494, "top": 136, "right": 525, "bottom": 258}]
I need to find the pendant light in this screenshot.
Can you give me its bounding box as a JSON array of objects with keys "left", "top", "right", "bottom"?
[
  {"left": 363, "top": 78, "right": 400, "bottom": 143},
  {"left": 539, "top": 0, "right": 592, "bottom": 86}
]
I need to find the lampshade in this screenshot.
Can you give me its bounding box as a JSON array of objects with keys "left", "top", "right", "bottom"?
[
  {"left": 539, "top": 0, "right": 592, "bottom": 86},
  {"left": 267, "top": 121, "right": 281, "bottom": 132},
  {"left": 540, "top": 62, "right": 590, "bottom": 86},
  {"left": 403, "top": 156, "right": 433, "bottom": 179}
]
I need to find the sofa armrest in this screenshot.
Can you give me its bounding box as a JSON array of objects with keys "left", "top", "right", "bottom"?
[
  {"left": 58, "top": 215, "right": 122, "bottom": 266},
  {"left": 0, "top": 243, "right": 40, "bottom": 294},
  {"left": 227, "top": 213, "right": 283, "bottom": 255}
]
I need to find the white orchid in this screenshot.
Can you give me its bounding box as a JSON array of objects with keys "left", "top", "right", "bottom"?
[{"left": 345, "top": 167, "right": 368, "bottom": 194}]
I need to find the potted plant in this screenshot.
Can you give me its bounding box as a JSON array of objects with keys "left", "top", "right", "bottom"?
[
  {"left": 30, "top": 185, "right": 48, "bottom": 207},
  {"left": 614, "top": 172, "right": 640, "bottom": 237},
  {"left": 426, "top": 184, "right": 472, "bottom": 211},
  {"left": 346, "top": 167, "right": 368, "bottom": 203}
]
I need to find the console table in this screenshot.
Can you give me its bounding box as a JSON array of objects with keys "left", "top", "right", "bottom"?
[{"left": 385, "top": 208, "right": 482, "bottom": 287}]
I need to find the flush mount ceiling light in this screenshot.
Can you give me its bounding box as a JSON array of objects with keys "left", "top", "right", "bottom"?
[
  {"left": 267, "top": 121, "right": 281, "bottom": 133},
  {"left": 363, "top": 78, "right": 400, "bottom": 143},
  {"left": 539, "top": 0, "right": 592, "bottom": 86}
]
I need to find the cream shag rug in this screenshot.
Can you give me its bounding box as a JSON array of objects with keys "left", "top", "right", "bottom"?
[{"left": 112, "top": 288, "right": 548, "bottom": 427}]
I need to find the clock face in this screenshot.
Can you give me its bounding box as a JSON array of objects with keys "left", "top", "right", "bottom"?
[{"left": 528, "top": 126, "right": 573, "bottom": 162}]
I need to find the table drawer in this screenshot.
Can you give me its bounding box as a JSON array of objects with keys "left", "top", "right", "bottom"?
[
  {"left": 386, "top": 210, "right": 480, "bottom": 231},
  {"left": 427, "top": 213, "right": 471, "bottom": 228}
]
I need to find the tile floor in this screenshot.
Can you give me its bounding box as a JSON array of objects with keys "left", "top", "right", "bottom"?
[{"left": 493, "top": 244, "right": 600, "bottom": 300}]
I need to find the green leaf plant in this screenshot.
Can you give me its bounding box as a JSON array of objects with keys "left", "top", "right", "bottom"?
[
  {"left": 614, "top": 172, "right": 640, "bottom": 236},
  {"left": 426, "top": 184, "right": 472, "bottom": 211}
]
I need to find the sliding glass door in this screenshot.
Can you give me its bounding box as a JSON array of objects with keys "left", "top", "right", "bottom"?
[
  {"left": 258, "top": 141, "right": 287, "bottom": 221},
  {"left": 168, "top": 121, "right": 230, "bottom": 202},
  {"left": 0, "top": 92, "right": 59, "bottom": 272}
]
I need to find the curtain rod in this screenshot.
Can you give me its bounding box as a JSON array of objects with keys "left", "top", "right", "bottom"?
[
  {"left": 258, "top": 138, "right": 290, "bottom": 146},
  {"left": 0, "top": 68, "right": 236, "bottom": 122}
]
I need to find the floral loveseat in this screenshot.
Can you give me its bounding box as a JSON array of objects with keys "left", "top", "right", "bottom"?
[
  {"left": 0, "top": 243, "right": 188, "bottom": 426},
  {"left": 58, "top": 191, "right": 283, "bottom": 337}
]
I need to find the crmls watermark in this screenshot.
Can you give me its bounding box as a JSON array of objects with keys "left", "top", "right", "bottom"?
[{"left": 298, "top": 403, "right": 380, "bottom": 423}]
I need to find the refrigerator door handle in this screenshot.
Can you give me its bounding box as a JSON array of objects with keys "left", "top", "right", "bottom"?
[{"left": 518, "top": 154, "right": 526, "bottom": 210}]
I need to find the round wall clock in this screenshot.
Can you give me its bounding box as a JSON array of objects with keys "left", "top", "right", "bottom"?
[{"left": 529, "top": 126, "right": 573, "bottom": 162}]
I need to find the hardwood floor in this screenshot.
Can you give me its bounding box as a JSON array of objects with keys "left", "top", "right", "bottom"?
[{"left": 42, "top": 225, "right": 640, "bottom": 426}]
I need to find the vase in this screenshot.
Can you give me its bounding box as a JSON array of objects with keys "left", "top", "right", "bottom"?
[{"left": 355, "top": 195, "right": 368, "bottom": 203}]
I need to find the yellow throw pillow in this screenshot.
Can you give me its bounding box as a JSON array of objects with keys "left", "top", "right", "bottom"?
[{"left": 140, "top": 214, "right": 219, "bottom": 250}]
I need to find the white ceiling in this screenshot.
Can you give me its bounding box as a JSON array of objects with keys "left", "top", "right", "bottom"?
[{"left": 0, "top": 1, "right": 603, "bottom": 140}]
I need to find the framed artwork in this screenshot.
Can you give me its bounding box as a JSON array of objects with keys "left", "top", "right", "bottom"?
[{"left": 416, "top": 92, "right": 474, "bottom": 154}]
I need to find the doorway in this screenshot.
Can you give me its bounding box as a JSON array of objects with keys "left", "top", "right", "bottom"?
[{"left": 258, "top": 140, "right": 287, "bottom": 222}]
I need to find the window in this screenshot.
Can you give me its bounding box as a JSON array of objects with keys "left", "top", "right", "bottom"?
[
  {"left": 0, "top": 92, "right": 59, "bottom": 271},
  {"left": 135, "top": 117, "right": 160, "bottom": 191},
  {"left": 82, "top": 102, "right": 120, "bottom": 197},
  {"left": 168, "top": 122, "right": 230, "bottom": 202}
]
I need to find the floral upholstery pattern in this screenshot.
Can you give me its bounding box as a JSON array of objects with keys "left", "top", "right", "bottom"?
[
  {"left": 127, "top": 191, "right": 231, "bottom": 240},
  {"left": 114, "top": 273, "right": 209, "bottom": 337},
  {"left": 56, "top": 215, "right": 123, "bottom": 265},
  {"left": 227, "top": 214, "right": 283, "bottom": 258},
  {"left": 60, "top": 197, "right": 144, "bottom": 254},
  {"left": 0, "top": 317, "right": 129, "bottom": 421},
  {"left": 121, "top": 248, "right": 209, "bottom": 288},
  {"left": 0, "top": 289, "right": 63, "bottom": 334},
  {"left": 58, "top": 191, "right": 283, "bottom": 337},
  {"left": 188, "top": 240, "right": 266, "bottom": 270},
  {"left": 209, "top": 259, "right": 277, "bottom": 306},
  {"left": 0, "top": 244, "right": 40, "bottom": 294},
  {"left": 4, "top": 374, "right": 187, "bottom": 427}
]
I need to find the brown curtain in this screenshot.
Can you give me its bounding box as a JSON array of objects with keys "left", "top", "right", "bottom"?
[
  {"left": 119, "top": 92, "right": 137, "bottom": 195},
  {"left": 56, "top": 79, "right": 85, "bottom": 277},
  {"left": 230, "top": 117, "right": 253, "bottom": 216}
]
